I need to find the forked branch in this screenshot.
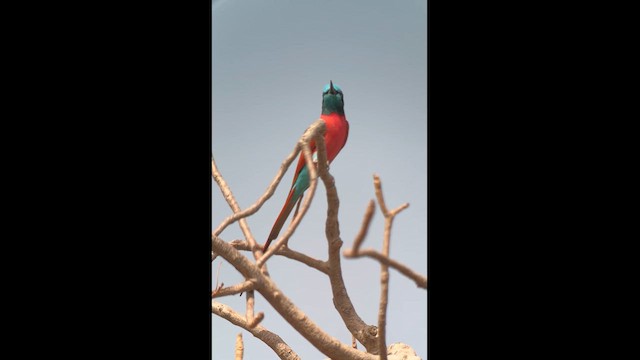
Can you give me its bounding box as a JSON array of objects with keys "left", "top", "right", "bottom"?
[
  {"left": 341, "top": 174, "right": 427, "bottom": 359},
  {"left": 344, "top": 176, "right": 427, "bottom": 290},
  {"left": 213, "top": 301, "right": 300, "bottom": 360},
  {"left": 212, "top": 235, "right": 378, "bottom": 360},
  {"left": 212, "top": 279, "right": 255, "bottom": 298},
  {"left": 224, "top": 239, "right": 330, "bottom": 274}
]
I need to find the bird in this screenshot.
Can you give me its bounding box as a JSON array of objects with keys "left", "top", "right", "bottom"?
[{"left": 262, "top": 81, "right": 349, "bottom": 252}]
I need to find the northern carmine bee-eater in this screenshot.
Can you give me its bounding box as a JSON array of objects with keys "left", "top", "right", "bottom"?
[{"left": 262, "top": 81, "right": 349, "bottom": 252}]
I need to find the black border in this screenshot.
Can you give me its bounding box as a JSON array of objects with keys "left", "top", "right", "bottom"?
[{"left": 43, "top": 2, "right": 215, "bottom": 358}]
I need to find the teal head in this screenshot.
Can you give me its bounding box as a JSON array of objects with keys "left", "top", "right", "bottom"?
[{"left": 321, "top": 80, "right": 345, "bottom": 115}]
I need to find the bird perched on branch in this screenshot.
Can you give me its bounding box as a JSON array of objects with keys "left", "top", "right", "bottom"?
[{"left": 262, "top": 81, "right": 349, "bottom": 252}]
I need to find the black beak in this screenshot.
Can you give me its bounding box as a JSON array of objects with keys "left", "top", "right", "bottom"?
[{"left": 329, "top": 80, "right": 336, "bottom": 94}]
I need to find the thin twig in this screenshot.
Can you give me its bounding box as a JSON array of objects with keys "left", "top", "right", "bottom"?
[
  {"left": 245, "top": 290, "right": 264, "bottom": 328},
  {"left": 345, "top": 248, "right": 427, "bottom": 289},
  {"left": 278, "top": 246, "right": 330, "bottom": 274},
  {"left": 212, "top": 156, "right": 265, "bottom": 265},
  {"left": 374, "top": 174, "right": 394, "bottom": 360},
  {"left": 377, "top": 237, "right": 390, "bottom": 359},
  {"left": 212, "top": 282, "right": 224, "bottom": 297},
  {"left": 372, "top": 174, "right": 413, "bottom": 360},
  {"left": 211, "top": 261, "right": 225, "bottom": 296},
  {"left": 344, "top": 183, "right": 427, "bottom": 290},
  {"left": 235, "top": 333, "right": 244, "bottom": 360},
  {"left": 246, "top": 290, "right": 254, "bottom": 321},
  {"left": 224, "top": 239, "right": 330, "bottom": 274},
  {"left": 213, "top": 141, "right": 302, "bottom": 238},
  {"left": 373, "top": 174, "right": 389, "bottom": 217},
  {"left": 352, "top": 200, "right": 376, "bottom": 253},
  {"left": 212, "top": 280, "right": 256, "bottom": 298}
]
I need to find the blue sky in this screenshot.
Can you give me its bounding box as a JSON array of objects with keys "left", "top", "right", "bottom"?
[{"left": 213, "top": 0, "right": 427, "bottom": 358}]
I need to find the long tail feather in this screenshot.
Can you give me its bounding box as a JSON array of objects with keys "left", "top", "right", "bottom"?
[
  {"left": 263, "top": 189, "right": 299, "bottom": 252},
  {"left": 292, "top": 194, "right": 303, "bottom": 221}
]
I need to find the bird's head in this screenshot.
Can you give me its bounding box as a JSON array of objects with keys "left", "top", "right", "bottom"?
[{"left": 321, "top": 80, "right": 345, "bottom": 115}]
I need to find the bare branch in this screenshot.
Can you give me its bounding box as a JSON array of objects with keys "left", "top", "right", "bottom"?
[
  {"left": 215, "top": 239, "right": 329, "bottom": 275},
  {"left": 344, "top": 177, "right": 427, "bottom": 290},
  {"left": 212, "top": 235, "right": 378, "bottom": 360},
  {"left": 345, "top": 249, "right": 427, "bottom": 289},
  {"left": 212, "top": 140, "right": 301, "bottom": 238},
  {"left": 246, "top": 290, "right": 255, "bottom": 321},
  {"left": 212, "top": 282, "right": 224, "bottom": 297},
  {"left": 352, "top": 200, "right": 376, "bottom": 253},
  {"left": 228, "top": 239, "right": 251, "bottom": 249},
  {"left": 248, "top": 311, "right": 265, "bottom": 329},
  {"left": 377, "top": 236, "right": 390, "bottom": 358},
  {"left": 277, "top": 246, "right": 330, "bottom": 274},
  {"left": 212, "top": 156, "right": 265, "bottom": 265},
  {"left": 373, "top": 174, "right": 390, "bottom": 216},
  {"left": 245, "top": 290, "right": 264, "bottom": 328},
  {"left": 375, "top": 174, "right": 398, "bottom": 360},
  {"left": 313, "top": 131, "right": 381, "bottom": 354},
  {"left": 342, "top": 174, "right": 428, "bottom": 358},
  {"left": 235, "top": 333, "right": 244, "bottom": 360},
  {"left": 212, "top": 280, "right": 256, "bottom": 298},
  {"left": 211, "top": 261, "right": 225, "bottom": 296},
  {"left": 213, "top": 301, "right": 301, "bottom": 360},
  {"left": 217, "top": 239, "right": 330, "bottom": 274}
]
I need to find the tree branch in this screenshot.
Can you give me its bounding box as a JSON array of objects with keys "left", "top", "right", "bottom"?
[
  {"left": 212, "top": 279, "right": 256, "bottom": 298},
  {"left": 345, "top": 248, "right": 427, "bottom": 289},
  {"left": 212, "top": 155, "right": 265, "bottom": 266},
  {"left": 351, "top": 200, "right": 376, "bottom": 253},
  {"left": 221, "top": 239, "right": 330, "bottom": 275},
  {"left": 235, "top": 333, "right": 244, "bottom": 360},
  {"left": 212, "top": 139, "right": 301, "bottom": 240},
  {"left": 213, "top": 301, "right": 301, "bottom": 360},
  {"left": 375, "top": 176, "right": 394, "bottom": 360},
  {"left": 212, "top": 235, "right": 378, "bottom": 360},
  {"left": 246, "top": 289, "right": 264, "bottom": 328},
  {"left": 313, "top": 131, "right": 381, "bottom": 354},
  {"left": 341, "top": 174, "right": 417, "bottom": 359},
  {"left": 343, "top": 178, "right": 427, "bottom": 290}
]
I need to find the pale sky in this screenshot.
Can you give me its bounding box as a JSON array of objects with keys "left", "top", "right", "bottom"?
[{"left": 212, "top": 0, "right": 427, "bottom": 358}]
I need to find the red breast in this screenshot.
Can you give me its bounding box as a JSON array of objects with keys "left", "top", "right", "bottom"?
[{"left": 320, "top": 113, "right": 349, "bottom": 162}]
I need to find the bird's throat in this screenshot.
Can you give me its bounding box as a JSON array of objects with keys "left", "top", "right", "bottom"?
[{"left": 321, "top": 94, "right": 345, "bottom": 115}]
